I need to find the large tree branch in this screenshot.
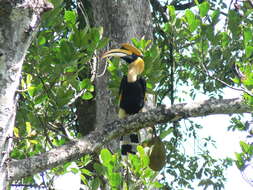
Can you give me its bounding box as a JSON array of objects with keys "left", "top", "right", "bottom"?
[
  {"left": 170, "top": 0, "right": 205, "bottom": 10},
  {"left": 8, "top": 97, "right": 251, "bottom": 181}
]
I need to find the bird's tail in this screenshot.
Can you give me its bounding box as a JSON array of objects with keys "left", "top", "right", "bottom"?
[{"left": 120, "top": 132, "right": 140, "bottom": 155}]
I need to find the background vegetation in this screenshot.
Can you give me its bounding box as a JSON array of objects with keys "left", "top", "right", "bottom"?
[{"left": 11, "top": 0, "right": 253, "bottom": 189}]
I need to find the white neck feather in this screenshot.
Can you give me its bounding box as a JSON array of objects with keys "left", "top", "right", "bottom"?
[{"left": 127, "top": 68, "right": 138, "bottom": 82}]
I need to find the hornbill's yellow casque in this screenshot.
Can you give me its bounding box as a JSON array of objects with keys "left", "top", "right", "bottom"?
[{"left": 102, "top": 43, "right": 146, "bottom": 155}]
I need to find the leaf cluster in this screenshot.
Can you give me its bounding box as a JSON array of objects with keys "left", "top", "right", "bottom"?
[{"left": 14, "top": 0, "right": 108, "bottom": 162}]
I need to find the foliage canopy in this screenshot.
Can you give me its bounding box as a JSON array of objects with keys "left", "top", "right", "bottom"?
[{"left": 11, "top": 0, "right": 253, "bottom": 189}]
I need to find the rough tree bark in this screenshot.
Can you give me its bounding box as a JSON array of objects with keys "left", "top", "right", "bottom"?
[
  {"left": 0, "top": 1, "right": 53, "bottom": 189},
  {"left": 76, "top": 0, "right": 153, "bottom": 132},
  {"left": 90, "top": 0, "right": 153, "bottom": 129},
  {"left": 75, "top": 0, "right": 154, "bottom": 152}
]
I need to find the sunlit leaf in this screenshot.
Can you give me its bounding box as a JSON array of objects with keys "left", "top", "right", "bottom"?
[
  {"left": 100, "top": 149, "right": 112, "bottom": 164},
  {"left": 79, "top": 79, "right": 91, "bottom": 90},
  {"left": 244, "top": 28, "right": 252, "bottom": 45},
  {"left": 13, "top": 127, "right": 19, "bottom": 138},
  {"left": 26, "top": 74, "right": 32, "bottom": 87},
  {"left": 80, "top": 174, "right": 88, "bottom": 185},
  {"left": 185, "top": 9, "right": 199, "bottom": 32},
  {"left": 235, "top": 152, "right": 244, "bottom": 169},
  {"left": 109, "top": 173, "right": 121, "bottom": 188},
  {"left": 240, "top": 141, "right": 250, "bottom": 154},
  {"left": 29, "top": 140, "right": 38, "bottom": 144},
  {"left": 26, "top": 122, "right": 32, "bottom": 136},
  {"left": 167, "top": 5, "right": 176, "bottom": 21},
  {"left": 80, "top": 168, "right": 92, "bottom": 176},
  {"left": 153, "top": 181, "right": 164, "bottom": 188},
  {"left": 199, "top": 2, "right": 209, "bottom": 17},
  {"left": 38, "top": 36, "right": 46, "bottom": 46},
  {"left": 245, "top": 46, "right": 253, "bottom": 58},
  {"left": 64, "top": 10, "right": 76, "bottom": 25},
  {"left": 28, "top": 86, "right": 36, "bottom": 97},
  {"left": 81, "top": 91, "right": 93, "bottom": 100}
]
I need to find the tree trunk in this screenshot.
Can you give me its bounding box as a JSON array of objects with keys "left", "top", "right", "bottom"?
[
  {"left": 90, "top": 0, "right": 153, "bottom": 149},
  {"left": 0, "top": 1, "right": 52, "bottom": 189},
  {"left": 90, "top": 0, "right": 154, "bottom": 188}
]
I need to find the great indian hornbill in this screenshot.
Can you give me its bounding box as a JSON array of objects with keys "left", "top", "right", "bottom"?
[{"left": 102, "top": 43, "right": 146, "bottom": 155}]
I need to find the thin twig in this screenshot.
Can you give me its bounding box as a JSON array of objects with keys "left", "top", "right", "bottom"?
[
  {"left": 96, "top": 59, "right": 109, "bottom": 78},
  {"left": 77, "top": 1, "right": 90, "bottom": 28},
  {"left": 16, "top": 88, "right": 28, "bottom": 93},
  {"left": 67, "top": 89, "right": 87, "bottom": 106}
]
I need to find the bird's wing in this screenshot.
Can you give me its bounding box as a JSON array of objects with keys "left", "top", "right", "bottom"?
[
  {"left": 119, "top": 75, "right": 127, "bottom": 104},
  {"left": 139, "top": 76, "right": 146, "bottom": 97}
]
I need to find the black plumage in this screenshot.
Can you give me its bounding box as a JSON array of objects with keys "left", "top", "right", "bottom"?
[
  {"left": 119, "top": 75, "right": 146, "bottom": 115},
  {"left": 101, "top": 43, "right": 146, "bottom": 156}
]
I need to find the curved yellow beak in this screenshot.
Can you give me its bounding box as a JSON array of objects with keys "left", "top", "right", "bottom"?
[{"left": 101, "top": 48, "right": 132, "bottom": 59}]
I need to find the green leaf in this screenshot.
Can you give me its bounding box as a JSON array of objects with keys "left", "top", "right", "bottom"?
[
  {"left": 109, "top": 173, "right": 121, "bottom": 188},
  {"left": 26, "top": 74, "right": 32, "bottom": 87},
  {"left": 137, "top": 145, "right": 150, "bottom": 167},
  {"left": 137, "top": 145, "right": 145, "bottom": 156},
  {"left": 100, "top": 149, "right": 113, "bottom": 164},
  {"left": 160, "top": 127, "right": 173, "bottom": 139},
  {"left": 107, "top": 59, "right": 117, "bottom": 72},
  {"left": 13, "top": 127, "right": 19, "bottom": 138},
  {"left": 80, "top": 168, "right": 92, "bottom": 176},
  {"left": 34, "top": 94, "right": 48, "bottom": 105},
  {"left": 194, "top": 0, "right": 199, "bottom": 5},
  {"left": 231, "top": 77, "right": 240, "bottom": 84},
  {"left": 93, "top": 163, "right": 105, "bottom": 175},
  {"left": 185, "top": 9, "right": 198, "bottom": 32},
  {"left": 97, "top": 37, "right": 109, "bottom": 49},
  {"left": 240, "top": 141, "right": 250, "bottom": 153},
  {"left": 81, "top": 91, "right": 93, "bottom": 100},
  {"left": 153, "top": 181, "right": 164, "bottom": 188},
  {"left": 82, "top": 155, "right": 92, "bottom": 166},
  {"left": 71, "top": 168, "right": 79, "bottom": 174},
  {"left": 142, "top": 155, "right": 150, "bottom": 168},
  {"left": 228, "top": 10, "right": 241, "bottom": 37},
  {"left": 245, "top": 46, "right": 253, "bottom": 58},
  {"left": 79, "top": 79, "right": 89, "bottom": 89},
  {"left": 28, "top": 86, "right": 36, "bottom": 97},
  {"left": 38, "top": 36, "right": 46, "bottom": 46},
  {"left": 211, "top": 10, "right": 220, "bottom": 24},
  {"left": 244, "top": 28, "right": 252, "bottom": 45},
  {"left": 199, "top": 2, "right": 209, "bottom": 17},
  {"left": 146, "top": 82, "right": 153, "bottom": 89},
  {"left": 129, "top": 154, "right": 141, "bottom": 172},
  {"left": 29, "top": 140, "right": 38, "bottom": 144},
  {"left": 235, "top": 152, "right": 244, "bottom": 169},
  {"left": 64, "top": 10, "right": 76, "bottom": 25},
  {"left": 80, "top": 174, "right": 88, "bottom": 185},
  {"left": 64, "top": 66, "right": 76, "bottom": 73},
  {"left": 221, "top": 32, "right": 230, "bottom": 48},
  {"left": 26, "top": 122, "right": 32, "bottom": 136},
  {"left": 185, "top": 9, "right": 195, "bottom": 23},
  {"left": 91, "top": 177, "right": 100, "bottom": 190},
  {"left": 79, "top": 79, "right": 94, "bottom": 92},
  {"left": 167, "top": 5, "right": 176, "bottom": 21}
]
